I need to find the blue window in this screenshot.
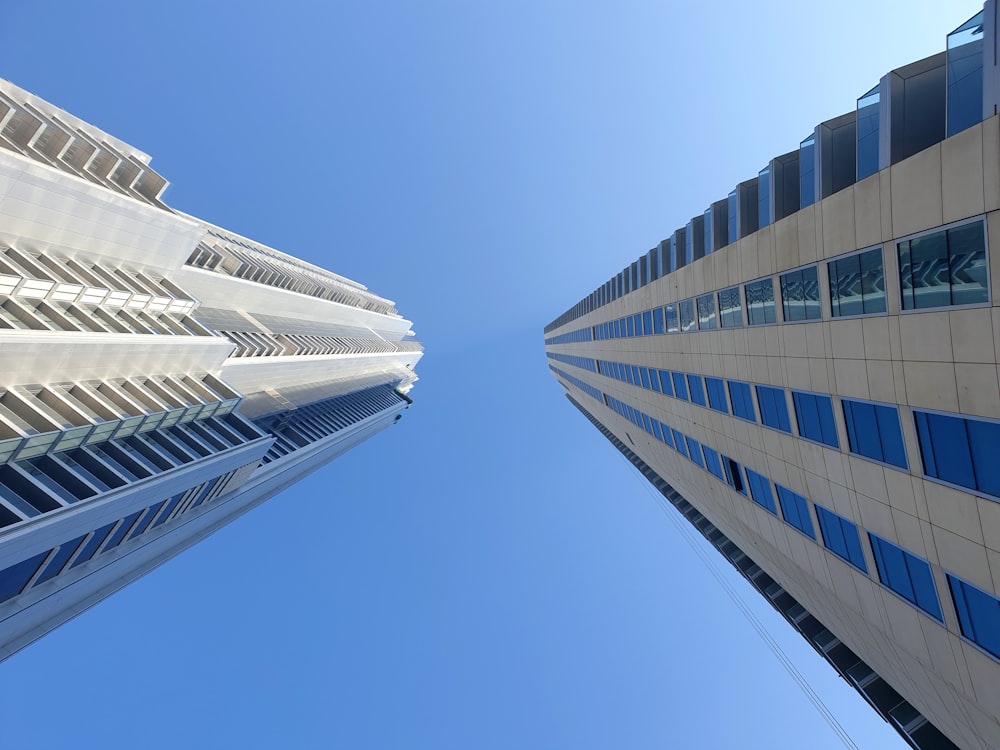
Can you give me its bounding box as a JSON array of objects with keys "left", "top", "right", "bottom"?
[
  {"left": 728, "top": 381, "right": 756, "bottom": 422},
  {"left": 843, "top": 399, "right": 907, "bottom": 469},
  {"left": 660, "top": 422, "right": 674, "bottom": 448},
  {"left": 815, "top": 506, "right": 867, "bottom": 572},
  {"left": 948, "top": 573, "right": 1000, "bottom": 659},
  {"left": 626, "top": 316, "right": 635, "bottom": 337},
  {"left": 792, "top": 391, "right": 839, "bottom": 448},
  {"left": 672, "top": 430, "right": 687, "bottom": 458},
  {"left": 101, "top": 511, "right": 143, "bottom": 554},
  {"left": 0, "top": 551, "right": 50, "bottom": 603},
  {"left": 829, "top": 247, "right": 886, "bottom": 317},
  {"left": 703, "top": 446, "right": 724, "bottom": 480},
  {"left": 633, "top": 314, "right": 642, "bottom": 336},
  {"left": 664, "top": 304, "right": 679, "bottom": 333},
  {"left": 649, "top": 369, "right": 661, "bottom": 393},
  {"left": 687, "top": 375, "right": 706, "bottom": 407},
  {"left": 914, "top": 410, "right": 1000, "bottom": 497},
  {"left": 679, "top": 299, "right": 696, "bottom": 332},
  {"left": 723, "top": 457, "right": 746, "bottom": 495},
  {"left": 630, "top": 365, "right": 641, "bottom": 385},
  {"left": 745, "top": 468, "right": 777, "bottom": 514},
  {"left": 775, "top": 485, "right": 816, "bottom": 539},
  {"left": 898, "top": 221, "right": 988, "bottom": 310},
  {"left": 705, "top": 377, "right": 728, "bottom": 413},
  {"left": 780, "top": 265, "right": 821, "bottom": 321},
  {"left": 745, "top": 277, "right": 776, "bottom": 325},
  {"left": 756, "top": 385, "right": 791, "bottom": 432},
  {"left": 70, "top": 522, "right": 117, "bottom": 569},
  {"left": 947, "top": 12, "right": 986, "bottom": 137},
  {"left": 642, "top": 310, "right": 653, "bottom": 335},
  {"left": 641, "top": 413, "right": 653, "bottom": 434},
  {"left": 686, "top": 437, "right": 704, "bottom": 468},
  {"left": 718, "top": 286, "right": 743, "bottom": 328},
  {"left": 653, "top": 307, "right": 665, "bottom": 334},
  {"left": 33, "top": 534, "right": 87, "bottom": 586},
  {"left": 671, "top": 372, "right": 688, "bottom": 401},
  {"left": 696, "top": 293, "right": 716, "bottom": 330},
  {"left": 869, "top": 533, "right": 943, "bottom": 620},
  {"left": 639, "top": 368, "right": 651, "bottom": 389},
  {"left": 658, "top": 370, "right": 673, "bottom": 397}
]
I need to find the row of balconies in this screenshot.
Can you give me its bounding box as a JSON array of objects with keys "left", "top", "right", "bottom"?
[{"left": 222, "top": 329, "right": 424, "bottom": 358}]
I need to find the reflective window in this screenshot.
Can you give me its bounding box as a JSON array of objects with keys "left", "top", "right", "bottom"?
[
  {"left": 679, "top": 299, "right": 696, "bottom": 332},
  {"left": 686, "top": 437, "right": 704, "bottom": 468},
  {"left": 843, "top": 400, "right": 907, "bottom": 469},
  {"left": 745, "top": 468, "right": 777, "bottom": 514},
  {"left": 869, "top": 533, "right": 943, "bottom": 620},
  {"left": 671, "top": 372, "right": 688, "bottom": 401},
  {"left": 856, "top": 85, "right": 880, "bottom": 181},
  {"left": 703, "top": 446, "right": 724, "bottom": 480},
  {"left": 948, "top": 573, "right": 1000, "bottom": 659},
  {"left": 642, "top": 310, "right": 653, "bottom": 335},
  {"left": 728, "top": 381, "right": 756, "bottom": 422},
  {"left": 744, "top": 277, "right": 776, "bottom": 325},
  {"left": 660, "top": 423, "right": 674, "bottom": 448},
  {"left": 792, "top": 391, "right": 839, "bottom": 448},
  {"left": 696, "top": 294, "right": 716, "bottom": 330},
  {"left": 70, "top": 522, "right": 117, "bottom": 569},
  {"left": 756, "top": 385, "right": 791, "bottom": 433},
  {"left": 34, "top": 535, "right": 87, "bottom": 585},
  {"left": 728, "top": 189, "right": 738, "bottom": 245},
  {"left": 947, "top": 11, "right": 985, "bottom": 137},
  {"left": 898, "top": 220, "right": 988, "bottom": 310},
  {"left": 705, "top": 377, "right": 728, "bottom": 413},
  {"left": 687, "top": 375, "right": 706, "bottom": 407},
  {"left": 914, "top": 410, "right": 1000, "bottom": 497},
  {"left": 672, "top": 429, "right": 688, "bottom": 458},
  {"left": 758, "top": 165, "right": 771, "bottom": 229},
  {"left": 718, "top": 286, "right": 742, "bottom": 328},
  {"left": 664, "top": 304, "right": 679, "bottom": 333},
  {"left": 800, "top": 133, "right": 816, "bottom": 208},
  {"left": 776, "top": 485, "right": 816, "bottom": 539},
  {"left": 829, "top": 247, "right": 886, "bottom": 317},
  {"left": 653, "top": 307, "right": 665, "bottom": 334},
  {"left": 780, "top": 265, "right": 821, "bottom": 321},
  {"left": 723, "top": 457, "right": 746, "bottom": 495},
  {"left": 815, "top": 506, "right": 868, "bottom": 572},
  {"left": 657, "top": 370, "right": 674, "bottom": 397},
  {"left": 0, "top": 550, "right": 49, "bottom": 603}
]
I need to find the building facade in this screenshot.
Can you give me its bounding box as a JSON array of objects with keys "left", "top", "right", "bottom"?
[
  {"left": 545, "top": 6, "right": 1000, "bottom": 750},
  {"left": 0, "top": 79, "right": 421, "bottom": 659}
]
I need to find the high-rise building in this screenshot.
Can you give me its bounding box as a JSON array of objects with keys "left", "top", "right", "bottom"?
[
  {"left": 545, "top": 5, "right": 1000, "bottom": 750},
  {"left": 0, "top": 79, "right": 421, "bottom": 660}
]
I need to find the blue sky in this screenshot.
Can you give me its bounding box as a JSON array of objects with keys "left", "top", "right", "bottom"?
[{"left": 0, "top": 2, "right": 984, "bottom": 748}]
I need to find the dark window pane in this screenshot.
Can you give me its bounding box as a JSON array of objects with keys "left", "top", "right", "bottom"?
[{"left": 0, "top": 551, "right": 50, "bottom": 603}]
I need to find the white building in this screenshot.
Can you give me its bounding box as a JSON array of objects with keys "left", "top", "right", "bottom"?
[
  {"left": 0, "top": 78, "right": 421, "bottom": 659},
  {"left": 546, "top": 5, "right": 1000, "bottom": 750}
]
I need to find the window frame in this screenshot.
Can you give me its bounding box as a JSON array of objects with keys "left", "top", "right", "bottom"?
[
  {"left": 717, "top": 285, "right": 744, "bottom": 328},
  {"left": 896, "top": 216, "right": 990, "bottom": 314},
  {"left": 744, "top": 275, "right": 777, "bottom": 326},
  {"left": 814, "top": 504, "right": 868, "bottom": 573},
  {"left": 842, "top": 397, "right": 909, "bottom": 471},
  {"left": 791, "top": 390, "right": 840, "bottom": 449},
  {"left": 868, "top": 532, "right": 945, "bottom": 623},
  {"left": 779, "top": 263, "right": 822, "bottom": 323},
  {"left": 946, "top": 571, "right": 1000, "bottom": 662},
  {"left": 913, "top": 407, "right": 1000, "bottom": 501},
  {"left": 827, "top": 245, "right": 888, "bottom": 319}
]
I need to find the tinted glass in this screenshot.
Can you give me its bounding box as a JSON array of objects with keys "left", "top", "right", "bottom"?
[
  {"left": 899, "top": 221, "right": 988, "bottom": 310},
  {"left": 745, "top": 278, "right": 776, "bottom": 325},
  {"left": 856, "top": 85, "right": 880, "bottom": 181},
  {"left": 949, "top": 573, "right": 1000, "bottom": 658},
  {"left": 947, "top": 12, "right": 985, "bottom": 137},
  {"left": 679, "top": 299, "right": 696, "bottom": 332},
  {"left": 718, "top": 286, "right": 742, "bottom": 328},
  {"left": 800, "top": 133, "right": 816, "bottom": 207},
  {"left": 781, "top": 266, "right": 821, "bottom": 321},
  {"left": 696, "top": 294, "right": 716, "bottom": 330}
]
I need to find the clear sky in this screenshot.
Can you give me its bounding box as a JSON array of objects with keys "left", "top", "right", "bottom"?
[{"left": 0, "top": 2, "right": 985, "bottom": 748}]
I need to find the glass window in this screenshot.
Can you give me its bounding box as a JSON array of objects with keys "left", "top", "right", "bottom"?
[
  {"left": 649, "top": 368, "right": 661, "bottom": 393},
  {"left": 70, "top": 522, "right": 117, "bottom": 569},
  {"left": 687, "top": 375, "right": 706, "bottom": 407},
  {"left": 947, "top": 12, "right": 986, "bottom": 138},
  {"left": 703, "top": 446, "right": 724, "bottom": 480},
  {"left": 679, "top": 299, "right": 696, "bottom": 332},
  {"left": 800, "top": 133, "right": 816, "bottom": 208},
  {"left": 672, "top": 429, "right": 687, "bottom": 458},
  {"left": 728, "top": 189, "right": 738, "bottom": 245},
  {"left": 869, "top": 533, "right": 943, "bottom": 620},
  {"left": 914, "top": 410, "right": 1000, "bottom": 497},
  {"left": 642, "top": 310, "right": 653, "bottom": 335},
  {"left": 0, "top": 550, "right": 50, "bottom": 603},
  {"left": 728, "top": 381, "right": 756, "bottom": 422},
  {"left": 756, "top": 385, "right": 791, "bottom": 432},
  {"left": 829, "top": 247, "right": 886, "bottom": 317},
  {"left": 758, "top": 165, "right": 771, "bottom": 229},
  {"left": 780, "top": 265, "right": 821, "bottom": 321},
  {"left": 856, "top": 85, "right": 881, "bottom": 181},
  {"left": 898, "top": 221, "right": 988, "bottom": 310},
  {"left": 660, "top": 423, "right": 674, "bottom": 448},
  {"left": 664, "top": 304, "right": 679, "bottom": 333},
  {"left": 744, "top": 277, "right": 776, "bottom": 325},
  {"left": 696, "top": 294, "right": 716, "bottom": 330},
  {"left": 686, "top": 437, "right": 704, "bottom": 468},
  {"left": 948, "top": 573, "right": 1000, "bottom": 659},
  {"left": 843, "top": 400, "right": 907, "bottom": 469},
  {"left": 671, "top": 372, "right": 688, "bottom": 401},
  {"left": 815, "top": 506, "right": 868, "bottom": 572},
  {"left": 657, "top": 370, "right": 674, "bottom": 397},
  {"left": 626, "top": 316, "right": 635, "bottom": 337},
  {"left": 776, "top": 485, "right": 816, "bottom": 539},
  {"left": 723, "top": 457, "right": 746, "bottom": 495},
  {"left": 792, "top": 391, "right": 839, "bottom": 448},
  {"left": 652, "top": 307, "right": 665, "bottom": 334},
  {"left": 745, "top": 468, "right": 777, "bottom": 514},
  {"left": 639, "top": 367, "right": 651, "bottom": 389},
  {"left": 718, "top": 286, "right": 743, "bottom": 328},
  {"left": 33, "top": 535, "right": 87, "bottom": 585},
  {"left": 705, "top": 377, "right": 728, "bottom": 413}
]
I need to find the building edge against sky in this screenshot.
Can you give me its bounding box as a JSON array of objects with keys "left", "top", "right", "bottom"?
[
  {"left": 546, "top": 4, "right": 1000, "bottom": 750},
  {"left": 0, "top": 77, "right": 421, "bottom": 660}
]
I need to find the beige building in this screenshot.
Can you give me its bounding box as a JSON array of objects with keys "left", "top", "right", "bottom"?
[{"left": 545, "top": 6, "right": 1000, "bottom": 750}]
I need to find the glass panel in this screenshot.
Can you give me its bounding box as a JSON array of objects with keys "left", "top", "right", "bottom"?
[
  {"left": 679, "top": 299, "right": 696, "bottom": 332},
  {"left": 696, "top": 294, "right": 716, "bottom": 330},
  {"left": 718, "top": 286, "right": 743, "bottom": 328},
  {"left": 728, "top": 189, "right": 738, "bottom": 244},
  {"left": 856, "top": 84, "right": 880, "bottom": 181},
  {"left": 800, "top": 133, "right": 816, "bottom": 207},
  {"left": 0, "top": 551, "right": 50, "bottom": 603},
  {"left": 948, "top": 221, "right": 989, "bottom": 306},
  {"left": 947, "top": 11, "right": 985, "bottom": 137},
  {"left": 745, "top": 278, "right": 775, "bottom": 325},
  {"left": 758, "top": 165, "right": 771, "bottom": 228}
]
